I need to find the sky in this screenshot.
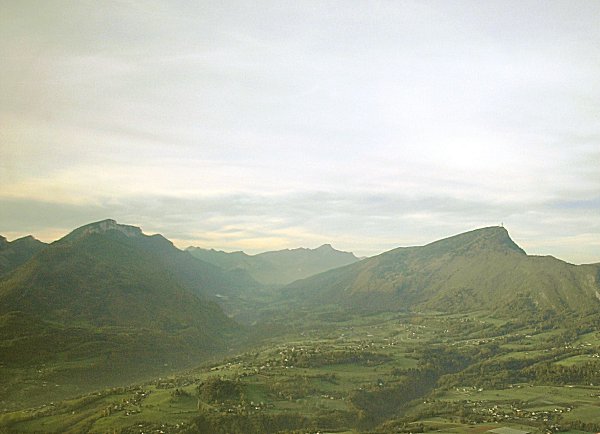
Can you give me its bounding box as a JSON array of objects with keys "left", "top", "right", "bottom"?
[{"left": 1, "top": 0, "right": 599, "bottom": 263}]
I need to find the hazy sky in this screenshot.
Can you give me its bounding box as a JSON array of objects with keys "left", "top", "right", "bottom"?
[{"left": 1, "top": 1, "right": 599, "bottom": 263}]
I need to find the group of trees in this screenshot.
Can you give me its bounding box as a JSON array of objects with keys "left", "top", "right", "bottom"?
[
  {"left": 197, "top": 377, "right": 242, "bottom": 403},
  {"left": 523, "top": 360, "right": 600, "bottom": 385},
  {"left": 349, "top": 369, "right": 438, "bottom": 427},
  {"left": 349, "top": 345, "right": 476, "bottom": 427}
]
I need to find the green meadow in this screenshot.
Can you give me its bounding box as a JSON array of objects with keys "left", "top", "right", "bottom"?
[{"left": 2, "top": 310, "right": 600, "bottom": 433}]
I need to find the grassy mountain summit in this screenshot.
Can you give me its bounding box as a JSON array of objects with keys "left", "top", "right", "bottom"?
[
  {"left": 415, "top": 225, "right": 526, "bottom": 256},
  {"left": 283, "top": 226, "right": 600, "bottom": 315},
  {"left": 187, "top": 243, "right": 359, "bottom": 285}
]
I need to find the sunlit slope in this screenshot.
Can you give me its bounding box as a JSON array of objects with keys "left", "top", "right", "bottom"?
[{"left": 284, "top": 227, "right": 600, "bottom": 315}]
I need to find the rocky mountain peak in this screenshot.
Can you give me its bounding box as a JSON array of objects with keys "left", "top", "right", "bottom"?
[{"left": 60, "top": 219, "right": 143, "bottom": 243}]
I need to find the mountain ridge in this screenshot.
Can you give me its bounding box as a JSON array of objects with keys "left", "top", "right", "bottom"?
[
  {"left": 53, "top": 219, "right": 259, "bottom": 299},
  {"left": 0, "top": 220, "right": 246, "bottom": 403},
  {"left": 0, "top": 234, "right": 47, "bottom": 277},
  {"left": 187, "top": 243, "right": 359, "bottom": 285},
  {"left": 0, "top": 224, "right": 240, "bottom": 335},
  {"left": 282, "top": 226, "right": 600, "bottom": 316}
]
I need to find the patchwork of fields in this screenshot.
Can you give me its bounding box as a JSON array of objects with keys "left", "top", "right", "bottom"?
[{"left": 2, "top": 310, "right": 600, "bottom": 433}]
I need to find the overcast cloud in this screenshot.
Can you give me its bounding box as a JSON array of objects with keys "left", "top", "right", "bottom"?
[{"left": 1, "top": 1, "right": 599, "bottom": 263}]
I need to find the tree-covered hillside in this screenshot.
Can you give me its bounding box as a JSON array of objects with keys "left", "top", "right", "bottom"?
[
  {"left": 0, "top": 220, "right": 244, "bottom": 407},
  {"left": 0, "top": 235, "right": 47, "bottom": 278}
]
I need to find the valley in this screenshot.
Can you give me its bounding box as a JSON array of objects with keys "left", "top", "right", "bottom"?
[
  {"left": 1, "top": 221, "right": 600, "bottom": 433},
  {"left": 6, "top": 1, "right": 600, "bottom": 431},
  {"left": 2, "top": 310, "right": 600, "bottom": 433}
]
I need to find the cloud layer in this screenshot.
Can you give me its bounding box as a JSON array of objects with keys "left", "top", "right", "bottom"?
[{"left": 1, "top": 1, "right": 599, "bottom": 263}]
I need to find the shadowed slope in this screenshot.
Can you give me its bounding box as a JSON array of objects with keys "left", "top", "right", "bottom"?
[
  {"left": 0, "top": 220, "right": 242, "bottom": 405},
  {"left": 0, "top": 235, "right": 47, "bottom": 278},
  {"left": 60, "top": 219, "right": 259, "bottom": 299}
]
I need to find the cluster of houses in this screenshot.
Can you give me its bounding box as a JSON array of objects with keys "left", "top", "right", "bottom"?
[
  {"left": 154, "top": 377, "right": 195, "bottom": 389},
  {"left": 100, "top": 387, "right": 150, "bottom": 418},
  {"left": 460, "top": 399, "right": 572, "bottom": 427}
]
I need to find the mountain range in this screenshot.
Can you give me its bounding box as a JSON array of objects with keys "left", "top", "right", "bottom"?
[
  {"left": 0, "top": 220, "right": 365, "bottom": 402},
  {"left": 2, "top": 220, "right": 600, "bottom": 407},
  {"left": 187, "top": 243, "right": 359, "bottom": 285}
]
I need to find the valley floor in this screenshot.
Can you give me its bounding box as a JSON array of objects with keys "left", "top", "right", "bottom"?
[{"left": 2, "top": 310, "right": 600, "bottom": 433}]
